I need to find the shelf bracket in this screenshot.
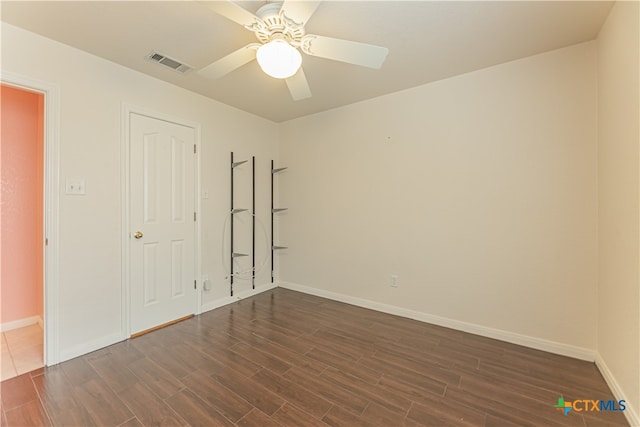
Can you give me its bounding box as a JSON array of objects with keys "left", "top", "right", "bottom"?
[
  {"left": 232, "top": 160, "right": 248, "bottom": 168},
  {"left": 232, "top": 252, "right": 249, "bottom": 258}
]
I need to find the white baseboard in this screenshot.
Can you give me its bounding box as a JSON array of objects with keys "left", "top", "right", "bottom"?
[
  {"left": 201, "top": 282, "right": 278, "bottom": 313},
  {"left": 595, "top": 353, "right": 639, "bottom": 427},
  {"left": 1, "top": 315, "right": 41, "bottom": 332},
  {"left": 278, "top": 281, "right": 596, "bottom": 362},
  {"left": 58, "top": 332, "right": 126, "bottom": 364},
  {"left": 55, "top": 284, "right": 276, "bottom": 364}
]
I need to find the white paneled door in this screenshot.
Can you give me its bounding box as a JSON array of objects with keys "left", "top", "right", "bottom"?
[{"left": 129, "top": 113, "right": 196, "bottom": 335}]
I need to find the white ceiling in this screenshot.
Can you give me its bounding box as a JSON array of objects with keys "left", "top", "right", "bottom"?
[{"left": 1, "top": 1, "right": 613, "bottom": 122}]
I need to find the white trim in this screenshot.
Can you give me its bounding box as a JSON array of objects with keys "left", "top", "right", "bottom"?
[
  {"left": 1, "top": 316, "right": 40, "bottom": 332},
  {"left": 121, "top": 104, "right": 202, "bottom": 337},
  {"left": 194, "top": 124, "right": 202, "bottom": 315},
  {"left": 595, "top": 353, "right": 640, "bottom": 427},
  {"left": 1, "top": 71, "right": 61, "bottom": 366},
  {"left": 201, "top": 283, "right": 278, "bottom": 313},
  {"left": 58, "top": 332, "right": 125, "bottom": 364},
  {"left": 120, "top": 104, "right": 131, "bottom": 340},
  {"left": 278, "top": 281, "right": 596, "bottom": 362}
]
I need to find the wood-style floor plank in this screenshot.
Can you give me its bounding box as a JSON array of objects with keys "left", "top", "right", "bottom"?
[
  {"left": 1, "top": 373, "right": 38, "bottom": 411},
  {"left": 164, "top": 389, "right": 235, "bottom": 427},
  {"left": 31, "top": 367, "right": 96, "bottom": 426},
  {"left": 117, "top": 381, "right": 188, "bottom": 426},
  {"left": 85, "top": 352, "right": 139, "bottom": 393},
  {"left": 72, "top": 377, "right": 134, "bottom": 426},
  {"left": 181, "top": 370, "right": 254, "bottom": 423},
  {"left": 271, "top": 402, "right": 331, "bottom": 427},
  {"left": 407, "top": 398, "right": 486, "bottom": 426},
  {"left": 320, "top": 367, "right": 411, "bottom": 415},
  {"left": 209, "top": 367, "right": 286, "bottom": 416},
  {"left": 236, "top": 408, "right": 282, "bottom": 427},
  {"left": 281, "top": 366, "right": 369, "bottom": 416},
  {"left": 126, "top": 356, "right": 186, "bottom": 400},
  {"left": 3, "top": 399, "right": 52, "bottom": 427},
  {"left": 252, "top": 368, "right": 333, "bottom": 419},
  {"left": 117, "top": 417, "right": 145, "bottom": 427},
  {"left": 304, "top": 346, "right": 381, "bottom": 385},
  {"left": 321, "top": 404, "right": 374, "bottom": 427},
  {"left": 0, "top": 288, "right": 630, "bottom": 426}
]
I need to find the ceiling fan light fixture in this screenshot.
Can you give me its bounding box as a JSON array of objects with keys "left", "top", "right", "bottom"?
[{"left": 256, "top": 40, "right": 302, "bottom": 79}]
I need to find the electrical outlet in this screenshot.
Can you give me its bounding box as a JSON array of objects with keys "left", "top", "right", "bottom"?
[
  {"left": 391, "top": 274, "right": 398, "bottom": 287},
  {"left": 202, "top": 274, "right": 211, "bottom": 291},
  {"left": 65, "top": 179, "right": 86, "bottom": 195}
]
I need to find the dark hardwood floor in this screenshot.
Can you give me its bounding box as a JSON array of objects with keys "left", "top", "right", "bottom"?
[{"left": 1, "top": 288, "right": 629, "bottom": 426}]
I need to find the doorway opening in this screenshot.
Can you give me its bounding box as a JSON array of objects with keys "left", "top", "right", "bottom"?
[
  {"left": 1, "top": 72, "right": 60, "bottom": 372},
  {"left": 1, "top": 84, "right": 44, "bottom": 380}
]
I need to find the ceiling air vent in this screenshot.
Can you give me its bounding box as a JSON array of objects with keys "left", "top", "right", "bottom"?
[{"left": 147, "top": 51, "right": 192, "bottom": 73}]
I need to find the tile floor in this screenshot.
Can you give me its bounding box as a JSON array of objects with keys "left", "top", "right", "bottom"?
[{"left": 1, "top": 324, "right": 43, "bottom": 381}]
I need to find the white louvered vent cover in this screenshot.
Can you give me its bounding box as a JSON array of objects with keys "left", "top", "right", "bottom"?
[{"left": 147, "top": 52, "right": 192, "bottom": 73}]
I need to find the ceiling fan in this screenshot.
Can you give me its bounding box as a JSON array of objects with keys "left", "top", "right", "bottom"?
[{"left": 198, "top": 0, "right": 389, "bottom": 101}]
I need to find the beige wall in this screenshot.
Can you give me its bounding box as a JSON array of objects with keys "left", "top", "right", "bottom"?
[
  {"left": 279, "top": 42, "right": 598, "bottom": 353},
  {"left": 597, "top": 0, "right": 640, "bottom": 422},
  {"left": 1, "top": 24, "right": 279, "bottom": 361}
]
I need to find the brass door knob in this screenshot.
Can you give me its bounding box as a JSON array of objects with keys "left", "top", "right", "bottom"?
[{"left": 133, "top": 231, "right": 143, "bottom": 239}]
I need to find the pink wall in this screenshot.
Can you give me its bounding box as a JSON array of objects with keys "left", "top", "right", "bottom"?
[{"left": 1, "top": 84, "right": 44, "bottom": 324}]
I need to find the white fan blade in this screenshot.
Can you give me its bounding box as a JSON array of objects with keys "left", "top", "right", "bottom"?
[
  {"left": 286, "top": 68, "right": 312, "bottom": 101},
  {"left": 198, "top": 44, "right": 258, "bottom": 80},
  {"left": 200, "top": 1, "right": 259, "bottom": 27},
  {"left": 302, "top": 35, "right": 389, "bottom": 69},
  {"left": 281, "top": 0, "right": 321, "bottom": 26}
]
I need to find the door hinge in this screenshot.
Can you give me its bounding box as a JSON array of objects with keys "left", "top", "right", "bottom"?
[
  {"left": 45, "top": 238, "right": 49, "bottom": 246},
  {"left": 194, "top": 280, "right": 197, "bottom": 289},
  {"left": 194, "top": 212, "right": 196, "bottom": 222},
  {"left": 194, "top": 144, "right": 196, "bottom": 154}
]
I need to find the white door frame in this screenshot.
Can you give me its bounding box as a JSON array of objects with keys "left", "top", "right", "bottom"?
[
  {"left": 1, "top": 70, "right": 61, "bottom": 366},
  {"left": 121, "top": 104, "right": 201, "bottom": 337}
]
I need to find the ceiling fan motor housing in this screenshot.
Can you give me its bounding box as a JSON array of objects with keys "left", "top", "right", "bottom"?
[{"left": 249, "top": 2, "right": 306, "bottom": 45}]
